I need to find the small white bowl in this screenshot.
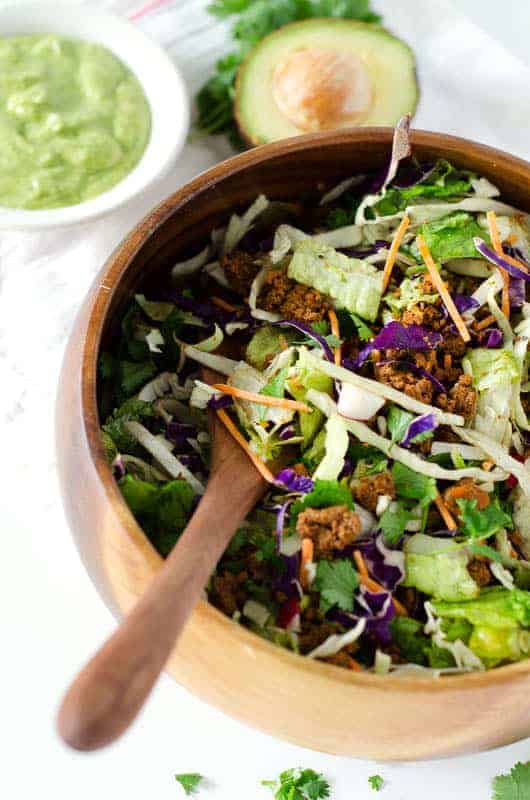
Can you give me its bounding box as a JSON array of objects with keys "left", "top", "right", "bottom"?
[{"left": 0, "top": 2, "right": 190, "bottom": 230}]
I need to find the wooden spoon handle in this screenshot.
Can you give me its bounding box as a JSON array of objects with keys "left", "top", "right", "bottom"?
[{"left": 57, "top": 465, "right": 264, "bottom": 751}]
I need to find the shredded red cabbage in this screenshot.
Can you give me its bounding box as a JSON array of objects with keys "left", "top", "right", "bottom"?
[
  {"left": 474, "top": 238, "right": 530, "bottom": 282},
  {"left": 275, "top": 468, "right": 314, "bottom": 494},
  {"left": 275, "top": 500, "right": 292, "bottom": 552},
  {"left": 330, "top": 589, "right": 395, "bottom": 646},
  {"left": 354, "top": 322, "right": 442, "bottom": 368},
  {"left": 509, "top": 277, "right": 526, "bottom": 309},
  {"left": 273, "top": 320, "right": 334, "bottom": 362},
  {"left": 207, "top": 394, "right": 234, "bottom": 410},
  {"left": 401, "top": 412, "right": 438, "bottom": 448},
  {"left": 478, "top": 328, "right": 503, "bottom": 348},
  {"left": 356, "top": 535, "right": 404, "bottom": 591},
  {"left": 166, "top": 421, "right": 197, "bottom": 448}
]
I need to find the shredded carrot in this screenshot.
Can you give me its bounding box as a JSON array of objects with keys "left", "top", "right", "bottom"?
[
  {"left": 300, "top": 538, "right": 314, "bottom": 589},
  {"left": 213, "top": 383, "right": 311, "bottom": 413},
  {"left": 353, "top": 550, "right": 369, "bottom": 577},
  {"left": 345, "top": 656, "right": 363, "bottom": 672},
  {"left": 474, "top": 314, "right": 497, "bottom": 331},
  {"left": 381, "top": 214, "right": 410, "bottom": 293},
  {"left": 482, "top": 460, "right": 494, "bottom": 472},
  {"left": 506, "top": 233, "right": 518, "bottom": 245},
  {"left": 215, "top": 410, "right": 275, "bottom": 482},
  {"left": 486, "top": 211, "right": 511, "bottom": 318},
  {"left": 434, "top": 493, "right": 458, "bottom": 530},
  {"left": 416, "top": 234, "right": 471, "bottom": 343},
  {"left": 211, "top": 296, "right": 237, "bottom": 312},
  {"left": 443, "top": 354, "right": 452, "bottom": 370},
  {"left": 328, "top": 308, "right": 341, "bottom": 366}
]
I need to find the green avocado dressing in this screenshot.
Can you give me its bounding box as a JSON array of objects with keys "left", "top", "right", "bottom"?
[{"left": 0, "top": 35, "right": 151, "bottom": 210}]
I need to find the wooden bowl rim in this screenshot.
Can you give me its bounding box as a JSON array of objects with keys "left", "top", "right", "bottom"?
[{"left": 81, "top": 126, "right": 530, "bottom": 692}]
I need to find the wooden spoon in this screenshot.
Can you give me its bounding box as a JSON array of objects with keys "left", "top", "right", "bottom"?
[{"left": 57, "top": 368, "right": 268, "bottom": 751}]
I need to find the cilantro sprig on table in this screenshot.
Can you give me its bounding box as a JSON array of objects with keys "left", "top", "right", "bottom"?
[
  {"left": 262, "top": 768, "right": 330, "bottom": 800},
  {"left": 175, "top": 773, "right": 204, "bottom": 796},
  {"left": 195, "top": 0, "right": 381, "bottom": 146},
  {"left": 492, "top": 761, "right": 530, "bottom": 799}
]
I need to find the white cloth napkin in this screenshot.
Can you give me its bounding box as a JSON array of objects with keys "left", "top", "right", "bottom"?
[{"left": 3, "top": 0, "right": 530, "bottom": 499}]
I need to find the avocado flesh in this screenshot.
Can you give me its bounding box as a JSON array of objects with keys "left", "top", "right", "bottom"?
[{"left": 235, "top": 18, "right": 418, "bottom": 147}]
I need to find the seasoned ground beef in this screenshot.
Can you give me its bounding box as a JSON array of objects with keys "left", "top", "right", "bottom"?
[
  {"left": 467, "top": 558, "right": 493, "bottom": 587},
  {"left": 437, "top": 374, "right": 477, "bottom": 420},
  {"left": 325, "top": 650, "right": 360, "bottom": 669},
  {"left": 259, "top": 270, "right": 330, "bottom": 323},
  {"left": 221, "top": 250, "right": 260, "bottom": 295},
  {"left": 442, "top": 333, "right": 468, "bottom": 358},
  {"left": 375, "top": 361, "right": 434, "bottom": 404},
  {"left": 443, "top": 478, "right": 490, "bottom": 517},
  {"left": 352, "top": 470, "right": 395, "bottom": 513},
  {"left": 402, "top": 303, "right": 444, "bottom": 329},
  {"left": 296, "top": 504, "right": 361, "bottom": 555},
  {"left": 210, "top": 571, "right": 247, "bottom": 615},
  {"left": 299, "top": 621, "right": 341, "bottom": 654}
]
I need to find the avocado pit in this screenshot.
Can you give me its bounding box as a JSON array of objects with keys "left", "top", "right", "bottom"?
[{"left": 271, "top": 47, "right": 373, "bottom": 133}]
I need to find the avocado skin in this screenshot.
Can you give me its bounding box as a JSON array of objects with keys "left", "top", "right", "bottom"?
[{"left": 234, "top": 18, "right": 419, "bottom": 149}]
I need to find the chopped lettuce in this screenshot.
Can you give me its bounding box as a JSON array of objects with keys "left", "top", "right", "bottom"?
[
  {"left": 119, "top": 475, "right": 195, "bottom": 556},
  {"left": 403, "top": 534, "right": 479, "bottom": 601},
  {"left": 412, "top": 212, "right": 488, "bottom": 262},
  {"left": 433, "top": 587, "right": 530, "bottom": 666},
  {"left": 287, "top": 239, "right": 383, "bottom": 321},
  {"left": 465, "top": 347, "right": 520, "bottom": 444},
  {"left": 102, "top": 398, "right": 156, "bottom": 454},
  {"left": 374, "top": 160, "right": 474, "bottom": 217},
  {"left": 246, "top": 326, "right": 296, "bottom": 371},
  {"left": 288, "top": 348, "right": 333, "bottom": 447},
  {"left": 302, "top": 428, "right": 326, "bottom": 471},
  {"left": 389, "top": 616, "right": 456, "bottom": 668}
]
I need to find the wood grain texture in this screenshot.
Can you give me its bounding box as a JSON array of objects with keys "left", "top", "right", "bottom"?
[{"left": 56, "top": 128, "right": 530, "bottom": 760}]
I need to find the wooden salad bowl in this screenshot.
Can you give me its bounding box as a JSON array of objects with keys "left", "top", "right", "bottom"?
[{"left": 57, "top": 128, "right": 530, "bottom": 760}]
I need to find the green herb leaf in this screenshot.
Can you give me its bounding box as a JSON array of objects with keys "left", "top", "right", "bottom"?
[
  {"left": 368, "top": 774, "right": 384, "bottom": 792},
  {"left": 457, "top": 498, "right": 512, "bottom": 541},
  {"left": 262, "top": 767, "right": 331, "bottom": 800},
  {"left": 492, "top": 761, "right": 530, "bottom": 800},
  {"left": 102, "top": 398, "right": 156, "bottom": 454},
  {"left": 379, "top": 502, "right": 414, "bottom": 546},
  {"left": 392, "top": 462, "right": 437, "bottom": 507},
  {"left": 350, "top": 311, "right": 373, "bottom": 342},
  {"left": 413, "top": 212, "right": 488, "bottom": 262},
  {"left": 175, "top": 773, "right": 204, "bottom": 796},
  {"left": 315, "top": 558, "right": 359, "bottom": 613}
]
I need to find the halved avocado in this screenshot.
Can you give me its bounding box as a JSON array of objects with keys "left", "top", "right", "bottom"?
[{"left": 235, "top": 18, "right": 418, "bottom": 147}]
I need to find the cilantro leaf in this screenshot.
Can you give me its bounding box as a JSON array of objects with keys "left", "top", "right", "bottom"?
[
  {"left": 102, "top": 398, "right": 156, "bottom": 454},
  {"left": 350, "top": 312, "right": 373, "bottom": 342},
  {"left": 175, "top": 773, "right": 203, "bottom": 796},
  {"left": 492, "top": 761, "right": 530, "bottom": 800},
  {"left": 368, "top": 774, "right": 384, "bottom": 792},
  {"left": 392, "top": 462, "right": 437, "bottom": 507},
  {"left": 262, "top": 767, "right": 331, "bottom": 800},
  {"left": 457, "top": 498, "right": 512, "bottom": 541},
  {"left": 315, "top": 559, "right": 359, "bottom": 613},
  {"left": 387, "top": 405, "right": 414, "bottom": 444},
  {"left": 289, "top": 479, "right": 353, "bottom": 532},
  {"left": 379, "top": 502, "right": 413, "bottom": 546}
]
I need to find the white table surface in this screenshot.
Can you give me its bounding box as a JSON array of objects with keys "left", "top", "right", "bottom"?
[{"left": 3, "top": 1, "right": 530, "bottom": 798}]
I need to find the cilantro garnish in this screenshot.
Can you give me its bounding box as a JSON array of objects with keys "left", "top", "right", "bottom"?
[
  {"left": 379, "top": 502, "right": 414, "bottom": 546},
  {"left": 175, "top": 773, "right": 204, "bottom": 796},
  {"left": 492, "top": 760, "right": 530, "bottom": 800},
  {"left": 392, "top": 462, "right": 437, "bottom": 506},
  {"left": 262, "top": 767, "right": 330, "bottom": 800},
  {"left": 368, "top": 774, "right": 384, "bottom": 792},
  {"left": 349, "top": 312, "right": 373, "bottom": 342},
  {"left": 457, "top": 498, "right": 512, "bottom": 541},
  {"left": 314, "top": 559, "right": 359, "bottom": 613}
]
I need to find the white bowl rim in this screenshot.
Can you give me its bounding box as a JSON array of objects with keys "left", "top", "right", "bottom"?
[{"left": 0, "top": 2, "right": 190, "bottom": 230}]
